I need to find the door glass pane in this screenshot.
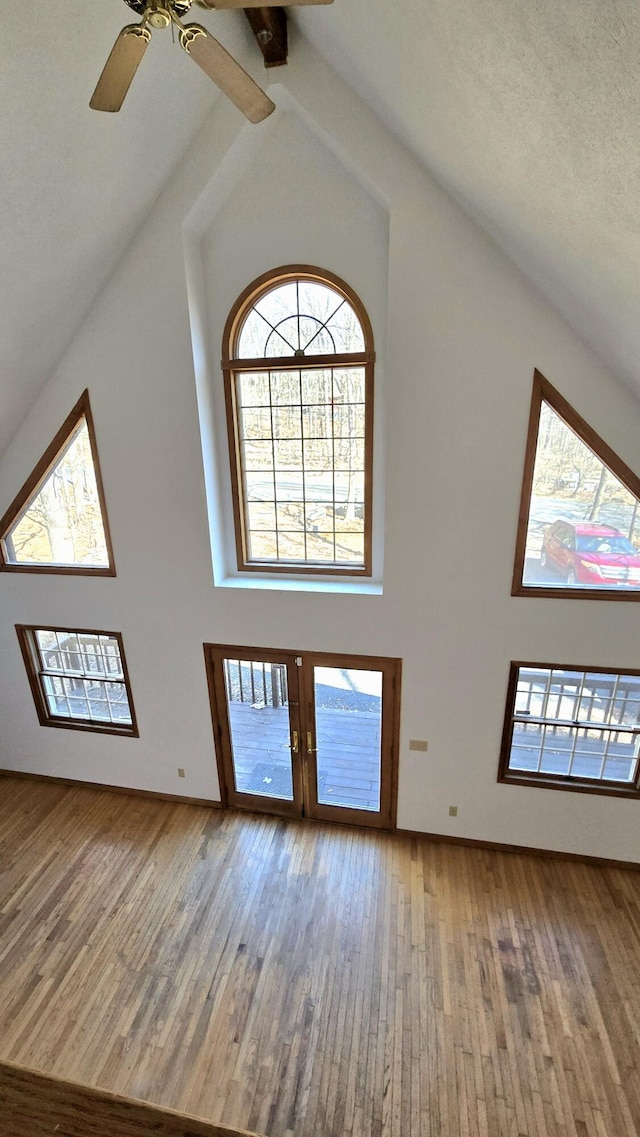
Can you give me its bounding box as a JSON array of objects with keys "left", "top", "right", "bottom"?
[
  {"left": 314, "top": 666, "right": 382, "bottom": 811},
  {"left": 224, "top": 658, "right": 294, "bottom": 800}
]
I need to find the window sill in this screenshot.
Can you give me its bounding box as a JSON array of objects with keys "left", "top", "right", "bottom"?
[
  {"left": 499, "top": 772, "right": 640, "bottom": 799},
  {"left": 215, "top": 572, "right": 383, "bottom": 595}
]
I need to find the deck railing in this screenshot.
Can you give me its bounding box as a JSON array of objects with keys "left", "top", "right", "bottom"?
[
  {"left": 517, "top": 667, "right": 640, "bottom": 736},
  {"left": 223, "top": 659, "right": 288, "bottom": 709}
]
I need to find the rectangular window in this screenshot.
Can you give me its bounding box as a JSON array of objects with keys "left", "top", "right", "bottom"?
[
  {"left": 499, "top": 663, "right": 640, "bottom": 796},
  {"left": 16, "top": 625, "right": 138, "bottom": 736},
  {"left": 234, "top": 367, "right": 369, "bottom": 569}
]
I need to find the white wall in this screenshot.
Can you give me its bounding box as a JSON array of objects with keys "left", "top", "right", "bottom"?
[
  {"left": 197, "top": 108, "right": 389, "bottom": 585},
  {"left": 1, "top": 40, "right": 639, "bottom": 861}
]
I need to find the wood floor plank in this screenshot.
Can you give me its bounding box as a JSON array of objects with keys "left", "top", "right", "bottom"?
[{"left": 0, "top": 777, "right": 639, "bottom": 1137}]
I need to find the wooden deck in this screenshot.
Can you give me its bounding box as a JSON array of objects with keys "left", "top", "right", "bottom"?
[
  {"left": 1, "top": 777, "right": 639, "bottom": 1137},
  {"left": 228, "top": 703, "right": 381, "bottom": 810}
]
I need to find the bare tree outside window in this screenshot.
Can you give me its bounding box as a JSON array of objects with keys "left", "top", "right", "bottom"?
[
  {"left": 0, "top": 390, "right": 115, "bottom": 576},
  {"left": 6, "top": 420, "right": 109, "bottom": 566}
]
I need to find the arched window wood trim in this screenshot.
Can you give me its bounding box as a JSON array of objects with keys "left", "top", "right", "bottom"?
[{"left": 222, "top": 265, "right": 375, "bottom": 576}]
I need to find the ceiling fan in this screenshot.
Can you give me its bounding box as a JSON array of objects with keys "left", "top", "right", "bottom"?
[{"left": 90, "top": 0, "right": 333, "bottom": 122}]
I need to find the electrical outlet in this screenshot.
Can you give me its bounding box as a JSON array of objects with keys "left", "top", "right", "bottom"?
[
  {"left": 409, "top": 739, "right": 428, "bottom": 752},
  {"left": 177, "top": 768, "right": 185, "bottom": 778},
  {"left": 448, "top": 805, "right": 458, "bottom": 817}
]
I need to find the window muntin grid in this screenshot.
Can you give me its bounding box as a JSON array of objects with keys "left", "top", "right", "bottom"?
[
  {"left": 237, "top": 280, "right": 365, "bottom": 359},
  {"left": 237, "top": 367, "right": 366, "bottom": 567},
  {"left": 27, "top": 629, "right": 134, "bottom": 730},
  {"left": 508, "top": 666, "right": 640, "bottom": 786}
]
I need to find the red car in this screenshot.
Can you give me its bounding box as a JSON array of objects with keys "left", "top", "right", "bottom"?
[{"left": 540, "top": 520, "right": 640, "bottom": 586}]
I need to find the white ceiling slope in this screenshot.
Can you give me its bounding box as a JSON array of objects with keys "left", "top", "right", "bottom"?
[
  {"left": 0, "top": 2, "right": 252, "bottom": 457},
  {"left": 295, "top": 0, "right": 640, "bottom": 389},
  {"left": 2, "top": 1, "right": 640, "bottom": 458}
]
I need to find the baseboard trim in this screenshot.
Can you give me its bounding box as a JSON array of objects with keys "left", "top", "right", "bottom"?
[
  {"left": 396, "top": 827, "right": 640, "bottom": 871},
  {"left": 0, "top": 768, "right": 222, "bottom": 809},
  {"left": 1, "top": 770, "right": 635, "bottom": 868}
]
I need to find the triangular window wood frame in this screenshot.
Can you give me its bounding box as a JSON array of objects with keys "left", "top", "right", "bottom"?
[
  {"left": 0, "top": 390, "right": 116, "bottom": 576},
  {"left": 512, "top": 370, "right": 640, "bottom": 600}
]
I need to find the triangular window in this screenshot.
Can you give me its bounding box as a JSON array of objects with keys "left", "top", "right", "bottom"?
[
  {"left": 513, "top": 371, "right": 640, "bottom": 598},
  {"left": 0, "top": 391, "right": 115, "bottom": 574}
]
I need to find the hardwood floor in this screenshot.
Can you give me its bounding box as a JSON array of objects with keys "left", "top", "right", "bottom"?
[{"left": 0, "top": 775, "right": 639, "bottom": 1137}]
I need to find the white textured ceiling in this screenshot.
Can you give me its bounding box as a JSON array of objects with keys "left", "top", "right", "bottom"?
[
  {"left": 295, "top": 0, "right": 640, "bottom": 387},
  {"left": 2, "top": 1, "right": 640, "bottom": 456}
]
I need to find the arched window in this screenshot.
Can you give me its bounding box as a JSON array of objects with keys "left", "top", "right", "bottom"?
[{"left": 222, "top": 266, "right": 375, "bottom": 575}]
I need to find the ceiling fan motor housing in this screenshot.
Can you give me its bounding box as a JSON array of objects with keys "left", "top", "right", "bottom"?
[{"left": 124, "top": 0, "right": 193, "bottom": 18}]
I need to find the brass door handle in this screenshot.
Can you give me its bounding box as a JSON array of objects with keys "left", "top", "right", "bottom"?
[
  {"left": 307, "top": 731, "right": 317, "bottom": 754},
  {"left": 291, "top": 730, "right": 299, "bottom": 754}
]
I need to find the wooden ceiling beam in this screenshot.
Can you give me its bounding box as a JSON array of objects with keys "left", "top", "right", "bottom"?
[{"left": 244, "top": 7, "right": 288, "bottom": 67}]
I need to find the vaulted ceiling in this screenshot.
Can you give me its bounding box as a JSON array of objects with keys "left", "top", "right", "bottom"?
[{"left": 2, "top": 1, "right": 639, "bottom": 457}]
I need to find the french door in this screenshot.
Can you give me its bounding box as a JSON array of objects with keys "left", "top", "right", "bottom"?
[{"left": 205, "top": 645, "right": 401, "bottom": 830}]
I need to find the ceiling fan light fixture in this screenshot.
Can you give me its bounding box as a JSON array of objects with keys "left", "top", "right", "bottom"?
[{"left": 145, "top": 2, "right": 172, "bottom": 28}]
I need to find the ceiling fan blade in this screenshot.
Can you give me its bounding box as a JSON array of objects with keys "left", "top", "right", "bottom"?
[
  {"left": 179, "top": 25, "right": 275, "bottom": 123},
  {"left": 196, "top": 0, "right": 333, "bottom": 8},
  {"left": 90, "top": 24, "right": 152, "bottom": 112}
]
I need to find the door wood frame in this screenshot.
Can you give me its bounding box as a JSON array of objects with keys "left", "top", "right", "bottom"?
[
  {"left": 300, "top": 650, "right": 400, "bottom": 830},
  {"left": 204, "top": 643, "right": 402, "bottom": 831},
  {"left": 204, "top": 644, "right": 303, "bottom": 819}
]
